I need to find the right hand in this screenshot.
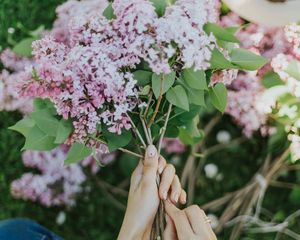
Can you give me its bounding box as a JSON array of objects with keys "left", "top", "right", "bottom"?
[{"left": 164, "top": 200, "right": 217, "bottom": 240}]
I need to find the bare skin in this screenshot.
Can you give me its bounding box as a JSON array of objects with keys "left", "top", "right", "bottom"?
[
  {"left": 164, "top": 200, "right": 217, "bottom": 240},
  {"left": 117, "top": 145, "right": 216, "bottom": 240}
]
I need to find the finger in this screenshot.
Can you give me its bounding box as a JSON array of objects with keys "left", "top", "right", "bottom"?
[
  {"left": 159, "top": 164, "right": 176, "bottom": 200},
  {"left": 164, "top": 200, "right": 194, "bottom": 238},
  {"left": 163, "top": 214, "right": 177, "bottom": 240},
  {"left": 158, "top": 156, "right": 167, "bottom": 174},
  {"left": 185, "top": 205, "right": 214, "bottom": 237},
  {"left": 130, "top": 160, "right": 143, "bottom": 191},
  {"left": 179, "top": 189, "right": 187, "bottom": 205},
  {"left": 142, "top": 145, "right": 159, "bottom": 183},
  {"left": 170, "top": 175, "right": 181, "bottom": 203}
]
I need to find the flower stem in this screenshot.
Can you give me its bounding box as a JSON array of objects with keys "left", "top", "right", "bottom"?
[
  {"left": 119, "top": 148, "right": 143, "bottom": 158},
  {"left": 157, "top": 104, "right": 172, "bottom": 153},
  {"left": 148, "top": 74, "right": 164, "bottom": 128},
  {"left": 126, "top": 113, "right": 147, "bottom": 148}
]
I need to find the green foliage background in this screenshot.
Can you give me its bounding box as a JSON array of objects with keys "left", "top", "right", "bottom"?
[{"left": 0, "top": 1, "right": 299, "bottom": 239}]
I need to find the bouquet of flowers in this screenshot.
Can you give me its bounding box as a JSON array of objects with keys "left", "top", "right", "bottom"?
[{"left": 9, "top": 0, "right": 267, "bottom": 236}]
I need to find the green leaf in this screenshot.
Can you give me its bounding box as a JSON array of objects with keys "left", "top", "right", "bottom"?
[
  {"left": 12, "top": 38, "right": 36, "bottom": 57},
  {"left": 286, "top": 61, "right": 300, "bottom": 81},
  {"left": 183, "top": 68, "right": 207, "bottom": 90},
  {"left": 172, "top": 105, "right": 201, "bottom": 124},
  {"left": 210, "top": 48, "right": 234, "bottom": 69},
  {"left": 225, "top": 26, "right": 241, "bottom": 34},
  {"left": 23, "top": 125, "right": 58, "bottom": 151},
  {"left": 178, "top": 127, "right": 194, "bottom": 145},
  {"left": 54, "top": 119, "right": 73, "bottom": 144},
  {"left": 150, "top": 0, "right": 167, "bottom": 17},
  {"left": 152, "top": 71, "right": 176, "bottom": 99},
  {"left": 230, "top": 48, "right": 268, "bottom": 71},
  {"left": 165, "top": 125, "right": 179, "bottom": 138},
  {"left": 262, "top": 71, "right": 285, "bottom": 88},
  {"left": 9, "top": 117, "right": 35, "bottom": 136},
  {"left": 103, "top": 129, "right": 132, "bottom": 152},
  {"left": 188, "top": 89, "right": 206, "bottom": 107},
  {"left": 166, "top": 85, "right": 189, "bottom": 111},
  {"left": 33, "top": 98, "right": 56, "bottom": 115},
  {"left": 217, "top": 40, "right": 237, "bottom": 53},
  {"left": 140, "top": 85, "right": 151, "bottom": 95},
  {"left": 30, "top": 110, "right": 60, "bottom": 137},
  {"left": 209, "top": 83, "right": 227, "bottom": 113},
  {"left": 29, "top": 25, "right": 45, "bottom": 38},
  {"left": 178, "top": 119, "right": 203, "bottom": 145},
  {"left": 133, "top": 70, "right": 152, "bottom": 86},
  {"left": 65, "top": 143, "right": 93, "bottom": 165},
  {"left": 204, "top": 23, "right": 239, "bottom": 43},
  {"left": 103, "top": 2, "right": 115, "bottom": 20}
]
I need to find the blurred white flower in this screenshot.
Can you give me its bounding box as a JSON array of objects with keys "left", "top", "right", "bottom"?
[
  {"left": 216, "top": 130, "right": 231, "bottom": 144},
  {"left": 204, "top": 164, "right": 218, "bottom": 179},
  {"left": 7, "top": 27, "right": 15, "bottom": 34},
  {"left": 56, "top": 211, "right": 66, "bottom": 225}
]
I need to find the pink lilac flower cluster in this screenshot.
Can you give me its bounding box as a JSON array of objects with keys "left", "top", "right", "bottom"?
[
  {"left": 20, "top": 0, "right": 219, "bottom": 144},
  {"left": 162, "top": 138, "right": 186, "bottom": 154},
  {"left": 0, "top": 50, "right": 33, "bottom": 113},
  {"left": 1, "top": 49, "right": 32, "bottom": 71},
  {"left": 11, "top": 146, "right": 86, "bottom": 207},
  {"left": 1, "top": 1, "right": 119, "bottom": 207},
  {"left": 271, "top": 54, "right": 300, "bottom": 97},
  {"left": 219, "top": 13, "right": 293, "bottom": 137},
  {"left": 51, "top": 0, "right": 108, "bottom": 45},
  {"left": 225, "top": 71, "right": 270, "bottom": 137},
  {"left": 11, "top": 144, "right": 116, "bottom": 207},
  {"left": 285, "top": 23, "right": 300, "bottom": 58}
]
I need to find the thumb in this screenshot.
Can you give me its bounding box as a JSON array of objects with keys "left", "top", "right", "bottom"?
[
  {"left": 163, "top": 214, "right": 177, "bottom": 240},
  {"left": 142, "top": 145, "right": 159, "bottom": 182},
  {"left": 164, "top": 200, "right": 179, "bottom": 218}
]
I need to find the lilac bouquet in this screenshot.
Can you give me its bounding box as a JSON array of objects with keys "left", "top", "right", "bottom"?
[
  {"left": 9, "top": 0, "right": 267, "bottom": 236},
  {"left": 11, "top": 0, "right": 266, "bottom": 157}
]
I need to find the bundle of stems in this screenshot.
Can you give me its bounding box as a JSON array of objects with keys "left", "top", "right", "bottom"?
[{"left": 201, "top": 148, "right": 291, "bottom": 240}]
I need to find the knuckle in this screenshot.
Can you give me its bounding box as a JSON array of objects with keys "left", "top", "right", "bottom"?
[
  {"left": 166, "top": 164, "right": 175, "bottom": 174},
  {"left": 174, "top": 174, "right": 179, "bottom": 182},
  {"left": 187, "top": 204, "right": 200, "bottom": 212},
  {"left": 199, "top": 208, "right": 206, "bottom": 215}
]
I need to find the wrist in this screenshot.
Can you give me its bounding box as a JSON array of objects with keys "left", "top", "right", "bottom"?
[{"left": 118, "top": 217, "right": 144, "bottom": 240}]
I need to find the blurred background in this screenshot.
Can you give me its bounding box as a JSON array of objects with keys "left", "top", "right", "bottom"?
[{"left": 1, "top": 1, "right": 300, "bottom": 240}]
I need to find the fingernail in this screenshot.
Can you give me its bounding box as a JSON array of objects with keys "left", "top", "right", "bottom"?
[
  {"left": 158, "top": 165, "right": 164, "bottom": 174},
  {"left": 173, "top": 193, "right": 179, "bottom": 203},
  {"left": 147, "top": 145, "right": 157, "bottom": 158},
  {"left": 162, "top": 190, "right": 168, "bottom": 200}
]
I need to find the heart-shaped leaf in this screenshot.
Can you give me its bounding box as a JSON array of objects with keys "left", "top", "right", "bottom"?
[
  {"left": 166, "top": 85, "right": 189, "bottom": 111},
  {"left": 209, "top": 83, "right": 228, "bottom": 113}
]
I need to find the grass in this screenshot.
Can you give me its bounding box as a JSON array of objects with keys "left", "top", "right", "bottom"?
[{"left": 0, "top": 0, "right": 65, "bottom": 50}]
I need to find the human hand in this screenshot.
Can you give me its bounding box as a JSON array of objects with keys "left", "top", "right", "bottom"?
[
  {"left": 164, "top": 200, "right": 217, "bottom": 240},
  {"left": 117, "top": 145, "right": 186, "bottom": 240}
]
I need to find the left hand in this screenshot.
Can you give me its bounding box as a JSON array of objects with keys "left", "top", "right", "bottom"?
[{"left": 117, "top": 145, "right": 186, "bottom": 240}]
